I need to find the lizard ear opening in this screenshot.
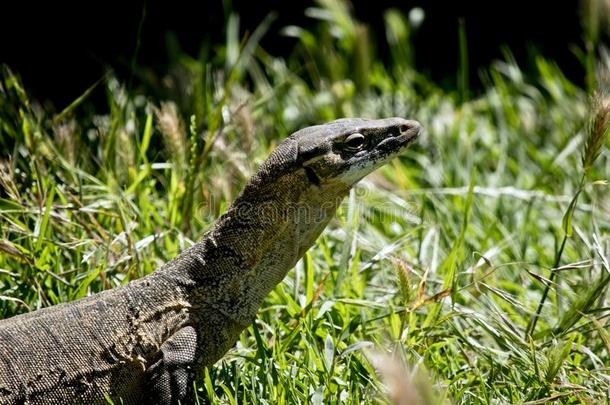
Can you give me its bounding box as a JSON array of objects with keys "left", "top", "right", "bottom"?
[{"left": 303, "top": 166, "right": 321, "bottom": 185}]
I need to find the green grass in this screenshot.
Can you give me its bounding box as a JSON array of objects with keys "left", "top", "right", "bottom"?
[{"left": 1, "top": 2, "right": 609, "bottom": 404}]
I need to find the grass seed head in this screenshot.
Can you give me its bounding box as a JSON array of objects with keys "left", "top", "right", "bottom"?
[
  {"left": 155, "top": 101, "right": 187, "bottom": 167},
  {"left": 582, "top": 92, "right": 610, "bottom": 175}
]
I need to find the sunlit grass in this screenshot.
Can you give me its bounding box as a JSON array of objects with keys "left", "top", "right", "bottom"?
[{"left": 0, "top": 1, "right": 609, "bottom": 404}]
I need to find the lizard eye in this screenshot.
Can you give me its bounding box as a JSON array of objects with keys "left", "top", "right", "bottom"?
[{"left": 344, "top": 133, "right": 366, "bottom": 151}]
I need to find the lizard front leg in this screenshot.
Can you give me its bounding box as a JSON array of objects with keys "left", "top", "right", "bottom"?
[{"left": 145, "top": 326, "right": 198, "bottom": 405}]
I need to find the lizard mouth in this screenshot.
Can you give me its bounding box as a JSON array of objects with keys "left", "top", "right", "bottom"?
[{"left": 375, "top": 123, "right": 421, "bottom": 156}]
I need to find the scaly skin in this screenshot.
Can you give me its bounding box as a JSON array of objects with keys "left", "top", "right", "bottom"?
[{"left": 0, "top": 117, "right": 421, "bottom": 404}]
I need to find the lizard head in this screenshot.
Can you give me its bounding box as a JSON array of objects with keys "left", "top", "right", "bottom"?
[
  {"left": 293, "top": 117, "right": 421, "bottom": 188},
  {"left": 243, "top": 117, "right": 421, "bottom": 199}
]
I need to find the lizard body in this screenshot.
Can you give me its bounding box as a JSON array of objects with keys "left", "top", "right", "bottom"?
[{"left": 0, "top": 117, "right": 421, "bottom": 404}]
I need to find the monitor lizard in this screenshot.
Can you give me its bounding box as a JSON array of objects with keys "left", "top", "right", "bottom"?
[{"left": 0, "top": 117, "right": 421, "bottom": 404}]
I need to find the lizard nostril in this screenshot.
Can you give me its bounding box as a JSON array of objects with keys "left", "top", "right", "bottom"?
[{"left": 399, "top": 124, "right": 410, "bottom": 133}]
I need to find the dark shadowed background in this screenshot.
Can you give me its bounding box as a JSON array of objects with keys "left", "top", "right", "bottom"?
[{"left": 1, "top": 0, "right": 585, "bottom": 107}]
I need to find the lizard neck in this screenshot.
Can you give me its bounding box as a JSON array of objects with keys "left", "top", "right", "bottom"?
[{"left": 179, "top": 169, "right": 349, "bottom": 325}]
